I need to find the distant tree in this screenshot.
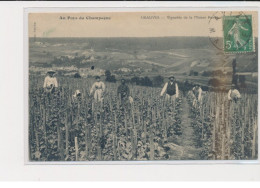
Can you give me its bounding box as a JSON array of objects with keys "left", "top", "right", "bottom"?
[
  {"left": 239, "top": 75, "right": 246, "bottom": 84},
  {"left": 212, "top": 70, "right": 224, "bottom": 76},
  {"left": 105, "top": 70, "right": 111, "bottom": 82},
  {"left": 108, "top": 75, "right": 116, "bottom": 83},
  {"left": 193, "top": 71, "right": 199, "bottom": 76},
  {"left": 152, "top": 67, "right": 159, "bottom": 73},
  {"left": 201, "top": 85, "right": 209, "bottom": 91},
  {"left": 178, "top": 81, "right": 191, "bottom": 95},
  {"left": 153, "top": 75, "right": 164, "bottom": 87},
  {"left": 202, "top": 71, "right": 211, "bottom": 77},
  {"left": 53, "top": 57, "right": 62, "bottom": 64},
  {"left": 131, "top": 76, "right": 140, "bottom": 85},
  {"left": 74, "top": 72, "right": 81, "bottom": 78},
  {"left": 208, "top": 78, "right": 221, "bottom": 87},
  {"left": 141, "top": 76, "right": 153, "bottom": 87},
  {"left": 189, "top": 70, "right": 199, "bottom": 76},
  {"left": 130, "top": 76, "right": 153, "bottom": 87},
  {"left": 105, "top": 70, "right": 117, "bottom": 83},
  {"left": 232, "top": 75, "right": 238, "bottom": 86},
  {"left": 226, "top": 71, "right": 233, "bottom": 76},
  {"left": 139, "top": 77, "right": 144, "bottom": 86},
  {"left": 105, "top": 70, "right": 111, "bottom": 78},
  {"left": 232, "top": 59, "right": 237, "bottom": 75},
  {"left": 239, "top": 75, "right": 247, "bottom": 88}
]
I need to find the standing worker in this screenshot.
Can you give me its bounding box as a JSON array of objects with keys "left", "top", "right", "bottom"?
[
  {"left": 160, "top": 76, "right": 179, "bottom": 102},
  {"left": 117, "top": 78, "right": 133, "bottom": 105},
  {"left": 90, "top": 76, "right": 106, "bottom": 103},
  {"left": 43, "top": 70, "right": 58, "bottom": 93}
]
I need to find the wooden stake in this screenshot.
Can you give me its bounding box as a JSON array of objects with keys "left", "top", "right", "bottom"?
[
  {"left": 65, "top": 111, "right": 69, "bottom": 159},
  {"left": 84, "top": 122, "right": 89, "bottom": 160},
  {"left": 75, "top": 137, "right": 78, "bottom": 161},
  {"left": 213, "top": 107, "right": 219, "bottom": 159},
  {"left": 149, "top": 129, "right": 154, "bottom": 160},
  {"left": 252, "top": 118, "right": 257, "bottom": 159},
  {"left": 113, "top": 113, "right": 117, "bottom": 161}
]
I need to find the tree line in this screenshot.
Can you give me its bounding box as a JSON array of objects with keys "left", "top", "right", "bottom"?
[{"left": 105, "top": 70, "right": 164, "bottom": 87}]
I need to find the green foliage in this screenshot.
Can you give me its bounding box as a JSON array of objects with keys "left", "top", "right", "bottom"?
[
  {"left": 208, "top": 78, "right": 221, "bottom": 87},
  {"left": 187, "top": 91, "right": 257, "bottom": 160},
  {"left": 105, "top": 70, "right": 117, "bottom": 83},
  {"left": 29, "top": 78, "right": 183, "bottom": 161},
  {"left": 153, "top": 75, "right": 164, "bottom": 87}
]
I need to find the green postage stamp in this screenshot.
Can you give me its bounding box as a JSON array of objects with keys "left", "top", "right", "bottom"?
[{"left": 223, "top": 14, "right": 254, "bottom": 53}]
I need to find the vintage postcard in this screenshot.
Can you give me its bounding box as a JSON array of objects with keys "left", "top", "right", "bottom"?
[{"left": 27, "top": 11, "right": 258, "bottom": 162}]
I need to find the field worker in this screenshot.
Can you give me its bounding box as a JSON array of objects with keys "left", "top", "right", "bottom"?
[
  {"left": 228, "top": 84, "right": 241, "bottom": 103},
  {"left": 90, "top": 76, "right": 106, "bottom": 103},
  {"left": 72, "top": 90, "right": 82, "bottom": 102},
  {"left": 43, "top": 70, "right": 58, "bottom": 93},
  {"left": 117, "top": 79, "right": 134, "bottom": 106},
  {"left": 160, "top": 76, "right": 179, "bottom": 102},
  {"left": 117, "top": 79, "right": 130, "bottom": 101},
  {"left": 192, "top": 84, "right": 203, "bottom": 106}
]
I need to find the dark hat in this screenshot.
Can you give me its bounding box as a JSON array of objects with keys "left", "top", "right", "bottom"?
[
  {"left": 47, "top": 70, "right": 56, "bottom": 74},
  {"left": 95, "top": 76, "right": 100, "bottom": 79},
  {"left": 169, "top": 76, "right": 175, "bottom": 79}
]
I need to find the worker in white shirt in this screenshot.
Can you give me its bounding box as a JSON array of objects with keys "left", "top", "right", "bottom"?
[
  {"left": 90, "top": 76, "right": 106, "bottom": 103},
  {"left": 160, "top": 76, "right": 179, "bottom": 102},
  {"left": 192, "top": 84, "right": 203, "bottom": 108},
  {"left": 228, "top": 84, "right": 241, "bottom": 103},
  {"left": 43, "top": 70, "right": 58, "bottom": 93},
  {"left": 72, "top": 90, "right": 82, "bottom": 103}
]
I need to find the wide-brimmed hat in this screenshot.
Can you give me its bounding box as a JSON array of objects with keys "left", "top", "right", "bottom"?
[
  {"left": 47, "top": 70, "right": 56, "bottom": 74},
  {"left": 75, "top": 90, "right": 81, "bottom": 95},
  {"left": 169, "top": 76, "right": 175, "bottom": 79},
  {"left": 95, "top": 76, "right": 101, "bottom": 79},
  {"left": 73, "top": 90, "right": 81, "bottom": 97}
]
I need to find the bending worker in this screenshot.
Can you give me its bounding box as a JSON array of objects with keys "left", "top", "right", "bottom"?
[
  {"left": 191, "top": 84, "right": 203, "bottom": 108},
  {"left": 228, "top": 84, "right": 241, "bottom": 103}
]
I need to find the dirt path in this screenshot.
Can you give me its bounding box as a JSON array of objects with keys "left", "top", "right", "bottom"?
[{"left": 167, "top": 98, "right": 201, "bottom": 160}]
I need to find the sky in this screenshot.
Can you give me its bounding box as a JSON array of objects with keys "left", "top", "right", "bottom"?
[{"left": 28, "top": 11, "right": 258, "bottom": 38}]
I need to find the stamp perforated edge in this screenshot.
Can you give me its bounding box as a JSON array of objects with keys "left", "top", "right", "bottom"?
[{"left": 223, "top": 13, "right": 256, "bottom": 54}]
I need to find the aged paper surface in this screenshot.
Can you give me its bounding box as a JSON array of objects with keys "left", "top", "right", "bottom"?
[{"left": 28, "top": 11, "right": 258, "bottom": 161}]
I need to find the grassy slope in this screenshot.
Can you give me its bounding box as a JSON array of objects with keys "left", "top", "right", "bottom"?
[{"left": 29, "top": 37, "right": 258, "bottom": 84}]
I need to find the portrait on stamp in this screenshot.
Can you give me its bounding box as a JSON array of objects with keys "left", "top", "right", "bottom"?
[{"left": 27, "top": 11, "right": 258, "bottom": 162}]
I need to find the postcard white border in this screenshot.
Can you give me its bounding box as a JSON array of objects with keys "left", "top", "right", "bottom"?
[{"left": 24, "top": 6, "right": 260, "bottom": 166}]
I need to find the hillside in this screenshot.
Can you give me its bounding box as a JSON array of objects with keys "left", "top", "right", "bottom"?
[{"left": 29, "top": 37, "right": 258, "bottom": 78}]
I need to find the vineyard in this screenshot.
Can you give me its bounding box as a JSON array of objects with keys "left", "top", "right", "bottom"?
[
  {"left": 29, "top": 77, "right": 258, "bottom": 161},
  {"left": 187, "top": 91, "right": 258, "bottom": 160}
]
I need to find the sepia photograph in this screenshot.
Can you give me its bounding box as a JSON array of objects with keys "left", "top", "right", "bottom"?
[{"left": 27, "top": 11, "right": 258, "bottom": 162}]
